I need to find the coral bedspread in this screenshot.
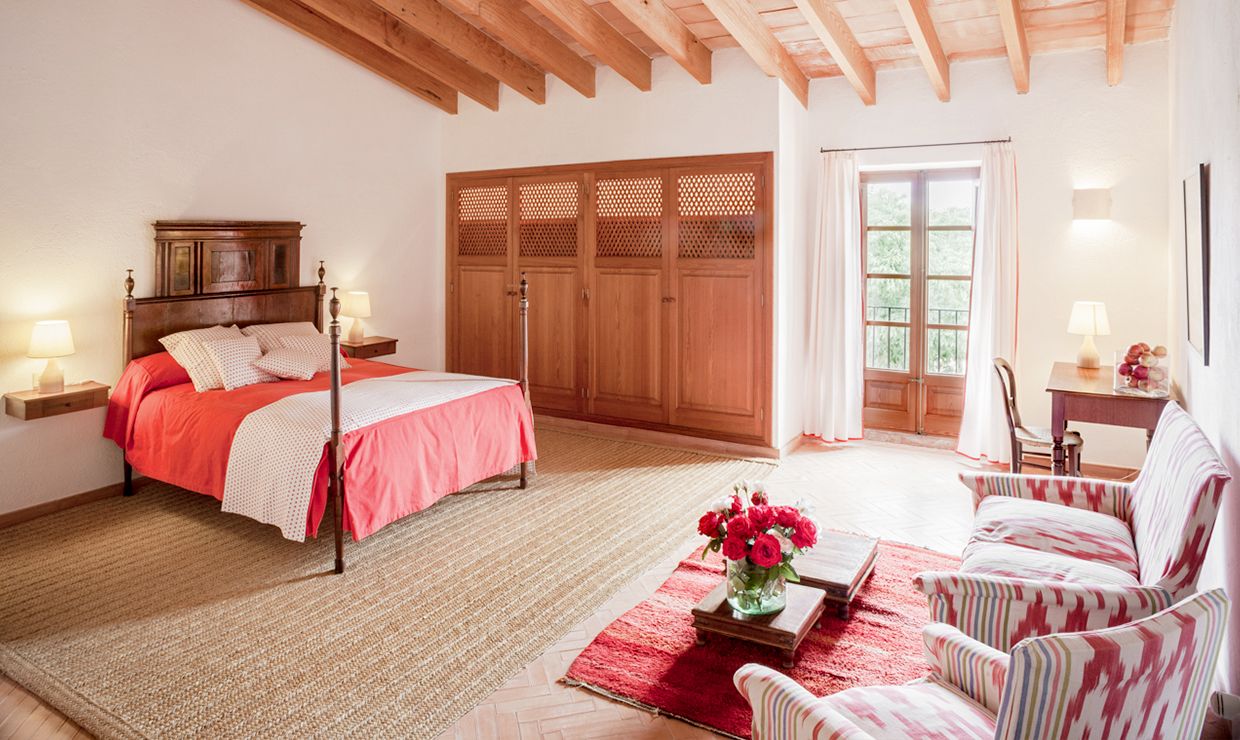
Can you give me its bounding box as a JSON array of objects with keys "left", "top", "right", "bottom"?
[{"left": 104, "top": 353, "right": 536, "bottom": 540}]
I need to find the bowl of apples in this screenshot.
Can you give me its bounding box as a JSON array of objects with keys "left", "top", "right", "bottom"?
[{"left": 1114, "top": 343, "right": 1170, "bottom": 398}]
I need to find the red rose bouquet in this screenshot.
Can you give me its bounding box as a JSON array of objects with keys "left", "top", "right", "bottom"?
[{"left": 697, "top": 481, "right": 818, "bottom": 615}]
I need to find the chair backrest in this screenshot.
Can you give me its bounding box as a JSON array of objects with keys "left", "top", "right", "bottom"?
[
  {"left": 995, "top": 588, "right": 1230, "bottom": 740},
  {"left": 993, "top": 357, "right": 1022, "bottom": 430},
  {"left": 1128, "top": 402, "right": 1232, "bottom": 596}
]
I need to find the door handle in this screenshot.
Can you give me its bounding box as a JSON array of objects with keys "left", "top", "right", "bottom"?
[{"left": 662, "top": 296, "right": 676, "bottom": 303}]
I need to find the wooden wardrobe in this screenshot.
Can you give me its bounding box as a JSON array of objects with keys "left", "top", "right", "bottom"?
[{"left": 446, "top": 152, "right": 773, "bottom": 446}]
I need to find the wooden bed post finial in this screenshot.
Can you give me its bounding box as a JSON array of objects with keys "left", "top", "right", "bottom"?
[
  {"left": 318, "top": 260, "right": 326, "bottom": 287},
  {"left": 124, "top": 269, "right": 135, "bottom": 298}
]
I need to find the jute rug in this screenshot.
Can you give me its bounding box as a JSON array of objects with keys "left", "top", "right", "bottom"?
[
  {"left": 0, "top": 429, "right": 772, "bottom": 739},
  {"left": 564, "top": 540, "right": 960, "bottom": 738}
]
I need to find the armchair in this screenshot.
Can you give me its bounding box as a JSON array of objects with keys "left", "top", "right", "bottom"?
[
  {"left": 735, "top": 589, "right": 1229, "bottom": 739},
  {"left": 916, "top": 402, "right": 1230, "bottom": 650}
]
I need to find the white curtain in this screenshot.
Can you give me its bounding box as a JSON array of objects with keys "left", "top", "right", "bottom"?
[
  {"left": 803, "top": 151, "right": 863, "bottom": 441},
  {"left": 958, "top": 141, "right": 1020, "bottom": 462}
]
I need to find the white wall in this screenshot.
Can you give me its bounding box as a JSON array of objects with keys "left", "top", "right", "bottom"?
[
  {"left": 0, "top": 0, "right": 445, "bottom": 515},
  {"left": 807, "top": 45, "right": 1171, "bottom": 467},
  {"left": 1167, "top": 0, "right": 1240, "bottom": 690}
]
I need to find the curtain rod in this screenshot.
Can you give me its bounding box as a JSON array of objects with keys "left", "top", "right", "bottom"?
[{"left": 819, "top": 137, "right": 1011, "bottom": 154}]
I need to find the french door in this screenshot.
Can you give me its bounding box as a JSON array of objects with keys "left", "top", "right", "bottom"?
[{"left": 861, "top": 168, "right": 978, "bottom": 435}]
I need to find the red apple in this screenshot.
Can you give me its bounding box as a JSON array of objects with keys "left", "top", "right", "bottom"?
[
  {"left": 1134, "top": 365, "right": 1150, "bottom": 380},
  {"left": 1140, "top": 342, "right": 1151, "bottom": 351},
  {"left": 1127, "top": 344, "right": 1144, "bottom": 357}
]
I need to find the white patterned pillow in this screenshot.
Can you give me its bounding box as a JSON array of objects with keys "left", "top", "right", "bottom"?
[
  {"left": 159, "top": 325, "right": 245, "bottom": 392},
  {"left": 202, "top": 336, "right": 279, "bottom": 391},
  {"left": 278, "top": 333, "right": 351, "bottom": 373},
  {"left": 254, "top": 347, "right": 320, "bottom": 381},
  {"left": 241, "top": 321, "right": 321, "bottom": 353}
]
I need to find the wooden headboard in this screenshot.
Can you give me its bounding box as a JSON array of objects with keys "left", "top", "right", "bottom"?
[{"left": 122, "top": 222, "right": 327, "bottom": 363}]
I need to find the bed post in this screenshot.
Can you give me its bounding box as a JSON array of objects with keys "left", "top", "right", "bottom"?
[
  {"left": 328, "top": 287, "right": 346, "bottom": 574},
  {"left": 123, "top": 269, "right": 135, "bottom": 496},
  {"left": 315, "top": 261, "right": 327, "bottom": 332},
  {"left": 518, "top": 272, "right": 530, "bottom": 490}
]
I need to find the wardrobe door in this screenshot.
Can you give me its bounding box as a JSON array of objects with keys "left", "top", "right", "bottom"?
[
  {"left": 449, "top": 180, "right": 514, "bottom": 379},
  {"left": 587, "top": 171, "right": 667, "bottom": 423},
  {"left": 668, "top": 164, "right": 769, "bottom": 439},
  {"left": 515, "top": 176, "right": 585, "bottom": 412}
]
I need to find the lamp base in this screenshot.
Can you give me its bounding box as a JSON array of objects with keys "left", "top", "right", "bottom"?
[
  {"left": 348, "top": 318, "right": 365, "bottom": 343},
  {"left": 38, "top": 357, "right": 64, "bottom": 394},
  {"left": 1076, "top": 335, "right": 1101, "bottom": 369}
]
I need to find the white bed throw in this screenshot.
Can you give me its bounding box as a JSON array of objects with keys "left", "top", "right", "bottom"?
[{"left": 222, "top": 371, "right": 516, "bottom": 541}]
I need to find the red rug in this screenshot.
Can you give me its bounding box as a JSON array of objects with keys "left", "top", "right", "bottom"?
[{"left": 563, "top": 538, "right": 960, "bottom": 738}]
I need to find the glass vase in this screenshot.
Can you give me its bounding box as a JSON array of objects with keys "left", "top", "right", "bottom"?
[{"left": 726, "top": 558, "right": 786, "bottom": 615}]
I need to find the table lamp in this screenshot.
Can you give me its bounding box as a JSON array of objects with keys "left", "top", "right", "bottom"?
[
  {"left": 341, "top": 291, "right": 371, "bottom": 343},
  {"left": 1067, "top": 301, "right": 1110, "bottom": 369},
  {"left": 28, "top": 319, "right": 75, "bottom": 393}
]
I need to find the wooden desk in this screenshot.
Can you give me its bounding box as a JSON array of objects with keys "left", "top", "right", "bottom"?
[{"left": 1046, "top": 362, "right": 1170, "bottom": 476}]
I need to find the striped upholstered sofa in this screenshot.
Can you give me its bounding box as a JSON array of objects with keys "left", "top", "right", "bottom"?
[
  {"left": 734, "top": 588, "right": 1230, "bottom": 739},
  {"left": 915, "top": 401, "right": 1231, "bottom": 651}
]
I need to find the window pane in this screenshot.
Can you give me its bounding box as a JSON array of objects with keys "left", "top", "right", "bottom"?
[
  {"left": 927, "top": 279, "right": 970, "bottom": 326},
  {"left": 928, "top": 180, "right": 976, "bottom": 226},
  {"left": 866, "top": 182, "right": 911, "bottom": 227},
  {"left": 866, "top": 278, "right": 910, "bottom": 323},
  {"left": 928, "top": 230, "right": 974, "bottom": 276},
  {"left": 927, "top": 328, "right": 968, "bottom": 375},
  {"left": 866, "top": 230, "right": 910, "bottom": 274},
  {"left": 867, "top": 325, "right": 909, "bottom": 371}
]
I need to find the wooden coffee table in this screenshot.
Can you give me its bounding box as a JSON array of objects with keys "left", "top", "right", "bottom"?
[
  {"left": 691, "top": 582, "right": 826, "bottom": 668},
  {"left": 796, "top": 531, "right": 879, "bottom": 619}
]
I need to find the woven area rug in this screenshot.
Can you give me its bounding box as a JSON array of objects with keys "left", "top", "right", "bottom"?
[
  {"left": 563, "top": 539, "right": 960, "bottom": 738},
  {"left": 0, "top": 429, "right": 772, "bottom": 739}
]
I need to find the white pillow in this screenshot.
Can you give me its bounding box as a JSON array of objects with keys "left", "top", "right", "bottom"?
[
  {"left": 254, "top": 347, "right": 320, "bottom": 381},
  {"left": 159, "top": 325, "right": 245, "bottom": 392},
  {"left": 278, "top": 334, "right": 351, "bottom": 373},
  {"left": 202, "top": 336, "right": 279, "bottom": 391},
  {"left": 241, "top": 321, "right": 321, "bottom": 353}
]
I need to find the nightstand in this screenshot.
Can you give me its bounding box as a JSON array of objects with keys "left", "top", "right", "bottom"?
[
  {"left": 340, "top": 336, "right": 397, "bottom": 359},
  {"left": 4, "top": 381, "right": 110, "bottom": 421}
]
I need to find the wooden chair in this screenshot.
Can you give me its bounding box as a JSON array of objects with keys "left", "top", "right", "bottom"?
[{"left": 993, "top": 358, "right": 1082, "bottom": 476}]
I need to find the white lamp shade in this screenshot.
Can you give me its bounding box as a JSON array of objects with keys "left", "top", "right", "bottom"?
[
  {"left": 1067, "top": 301, "right": 1111, "bottom": 336},
  {"left": 341, "top": 291, "right": 372, "bottom": 319},
  {"left": 28, "top": 320, "right": 75, "bottom": 358},
  {"left": 1073, "top": 188, "right": 1112, "bottom": 220}
]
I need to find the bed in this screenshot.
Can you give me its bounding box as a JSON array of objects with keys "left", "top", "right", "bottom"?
[{"left": 104, "top": 261, "right": 536, "bottom": 573}]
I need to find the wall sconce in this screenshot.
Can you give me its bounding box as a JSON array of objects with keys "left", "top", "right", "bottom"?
[{"left": 1073, "top": 188, "right": 1112, "bottom": 220}]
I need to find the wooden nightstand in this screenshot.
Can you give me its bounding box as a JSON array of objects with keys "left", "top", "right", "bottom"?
[
  {"left": 4, "top": 381, "right": 110, "bottom": 421},
  {"left": 340, "top": 336, "right": 397, "bottom": 359}
]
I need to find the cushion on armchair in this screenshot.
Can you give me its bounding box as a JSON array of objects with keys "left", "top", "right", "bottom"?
[{"left": 822, "top": 682, "right": 996, "bottom": 739}]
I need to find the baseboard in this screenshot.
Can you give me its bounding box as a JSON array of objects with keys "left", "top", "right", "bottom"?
[
  {"left": 535, "top": 415, "right": 780, "bottom": 460},
  {"left": 778, "top": 434, "right": 809, "bottom": 458},
  {"left": 0, "top": 476, "right": 150, "bottom": 530}
]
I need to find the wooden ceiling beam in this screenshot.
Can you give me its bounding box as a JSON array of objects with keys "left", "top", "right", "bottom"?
[
  {"left": 607, "top": 0, "right": 711, "bottom": 84},
  {"left": 298, "top": 0, "right": 499, "bottom": 109},
  {"left": 440, "top": 0, "right": 596, "bottom": 97},
  {"left": 370, "top": 0, "right": 546, "bottom": 103},
  {"left": 522, "top": 0, "right": 653, "bottom": 91},
  {"left": 995, "top": 0, "right": 1030, "bottom": 93},
  {"left": 1106, "top": 0, "right": 1127, "bottom": 86},
  {"left": 793, "top": 0, "right": 873, "bottom": 104},
  {"left": 241, "top": 0, "right": 458, "bottom": 113},
  {"left": 893, "top": 0, "right": 949, "bottom": 102},
  {"left": 700, "top": 0, "right": 808, "bottom": 106}
]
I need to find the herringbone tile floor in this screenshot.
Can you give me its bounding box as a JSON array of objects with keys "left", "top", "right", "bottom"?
[{"left": 1, "top": 436, "right": 983, "bottom": 740}]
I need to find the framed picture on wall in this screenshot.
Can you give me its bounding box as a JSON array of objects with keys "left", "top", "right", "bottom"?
[{"left": 1183, "top": 163, "right": 1210, "bottom": 366}]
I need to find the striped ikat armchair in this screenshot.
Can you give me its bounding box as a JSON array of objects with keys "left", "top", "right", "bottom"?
[
  {"left": 734, "top": 588, "right": 1230, "bottom": 739},
  {"left": 915, "top": 401, "right": 1231, "bottom": 652}
]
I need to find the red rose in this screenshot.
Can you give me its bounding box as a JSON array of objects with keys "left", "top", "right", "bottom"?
[
  {"left": 790, "top": 517, "right": 818, "bottom": 550},
  {"left": 730, "top": 494, "right": 744, "bottom": 514},
  {"left": 775, "top": 506, "right": 800, "bottom": 528},
  {"left": 697, "top": 511, "right": 723, "bottom": 538},
  {"left": 750, "top": 489, "right": 769, "bottom": 506},
  {"left": 721, "top": 533, "right": 750, "bottom": 561},
  {"left": 748, "top": 505, "right": 776, "bottom": 532},
  {"left": 727, "top": 513, "right": 753, "bottom": 541},
  {"left": 749, "top": 533, "right": 783, "bottom": 568}
]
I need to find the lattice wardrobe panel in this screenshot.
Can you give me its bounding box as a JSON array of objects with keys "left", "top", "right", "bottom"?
[
  {"left": 456, "top": 185, "right": 509, "bottom": 257},
  {"left": 596, "top": 177, "right": 664, "bottom": 258},
  {"left": 519, "top": 181, "right": 580, "bottom": 258},
  {"left": 677, "top": 172, "right": 757, "bottom": 260}
]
